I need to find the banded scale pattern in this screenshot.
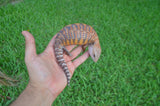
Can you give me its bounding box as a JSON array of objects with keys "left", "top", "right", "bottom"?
[{"left": 54, "top": 23, "right": 100, "bottom": 86}]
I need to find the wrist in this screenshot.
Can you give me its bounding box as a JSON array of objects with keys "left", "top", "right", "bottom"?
[
  {"left": 27, "top": 83, "right": 56, "bottom": 105},
  {"left": 11, "top": 83, "right": 56, "bottom": 106}
]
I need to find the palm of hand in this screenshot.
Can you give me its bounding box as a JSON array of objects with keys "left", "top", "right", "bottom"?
[{"left": 23, "top": 31, "right": 89, "bottom": 97}]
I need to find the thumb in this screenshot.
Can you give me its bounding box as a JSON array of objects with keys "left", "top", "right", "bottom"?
[{"left": 22, "top": 31, "right": 37, "bottom": 62}]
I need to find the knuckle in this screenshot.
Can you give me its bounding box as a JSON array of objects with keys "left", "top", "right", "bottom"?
[{"left": 29, "top": 38, "right": 35, "bottom": 44}]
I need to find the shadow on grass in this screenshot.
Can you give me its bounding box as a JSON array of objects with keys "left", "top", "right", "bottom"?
[
  {"left": 0, "top": 67, "right": 19, "bottom": 86},
  {"left": 0, "top": 0, "right": 23, "bottom": 6}
]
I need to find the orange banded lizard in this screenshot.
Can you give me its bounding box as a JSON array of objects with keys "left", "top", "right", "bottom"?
[{"left": 54, "top": 23, "right": 101, "bottom": 86}]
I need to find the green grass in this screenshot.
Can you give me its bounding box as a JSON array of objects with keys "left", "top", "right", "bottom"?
[{"left": 0, "top": 0, "right": 160, "bottom": 105}]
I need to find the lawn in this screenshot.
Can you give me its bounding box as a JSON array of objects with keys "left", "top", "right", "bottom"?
[{"left": 0, "top": 0, "right": 160, "bottom": 105}]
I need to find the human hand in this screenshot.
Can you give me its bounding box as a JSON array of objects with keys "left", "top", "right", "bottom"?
[{"left": 22, "top": 31, "right": 89, "bottom": 100}]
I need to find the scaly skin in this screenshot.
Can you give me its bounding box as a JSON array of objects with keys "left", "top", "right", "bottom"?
[{"left": 54, "top": 23, "right": 101, "bottom": 86}]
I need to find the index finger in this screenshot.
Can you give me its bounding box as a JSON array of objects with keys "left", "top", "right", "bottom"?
[{"left": 73, "top": 51, "right": 90, "bottom": 68}]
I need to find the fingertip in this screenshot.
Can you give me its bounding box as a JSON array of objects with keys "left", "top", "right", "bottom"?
[
  {"left": 22, "top": 31, "right": 30, "bottom": 37},
  {"left": 22, "top": 30, "right": 27, "bottom": 34},
  {"left": 22, "top": 31, "right": 27, "bottom": 34}
]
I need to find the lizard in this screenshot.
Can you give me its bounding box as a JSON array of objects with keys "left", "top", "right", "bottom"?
[{"left": 54, "top": 23, "right": 101, "bottom": 86}]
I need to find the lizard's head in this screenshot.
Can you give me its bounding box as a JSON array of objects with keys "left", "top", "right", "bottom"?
[{"left": 88, "top": 41, "right": 101, "bottom": 62}]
